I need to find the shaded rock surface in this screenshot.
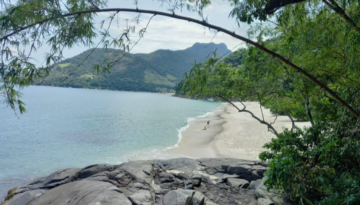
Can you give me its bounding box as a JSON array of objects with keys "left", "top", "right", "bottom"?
[
  {"left": 226, "top": 178, "right": 249, "bottom": 189},
  {"left": 2, "top": 158, "right": 292, "bottom": 205}
]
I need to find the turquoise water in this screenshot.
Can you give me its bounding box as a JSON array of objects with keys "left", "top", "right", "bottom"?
[{"left": 0, "top": 86, "right": 221, "bottom": 199}]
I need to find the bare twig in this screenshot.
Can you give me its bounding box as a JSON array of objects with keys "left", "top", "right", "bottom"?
[
  {"left": 238, "top": 99, "right": 246, "bottom": 110},
  {"left": 270, "top": 115, "right": 278, "bottom": 125},
  {"left": 298, "top": 87, "right": 315, "bottom": 126},
  {"left": 219, "top": 95, "right": 279, "bottom": 138},
  {"left": 275, "top": 95, "right": 302, "bottom": 132},
  {"left": 62, "top": 12, "right": 118, "bottom": 82},
  {"left": 108, "top": 14, "right": 156, "bottom": 67},
  {"left": 313, "top": 66, "right": 359, "bottom": 84},
  {"left": 257, "top": 94, "right": 265, "bottom": 121}
]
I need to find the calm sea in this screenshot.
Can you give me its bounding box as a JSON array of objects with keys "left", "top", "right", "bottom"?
[{"left": 0, "top": 86, "right": 221, "bottom": 200}]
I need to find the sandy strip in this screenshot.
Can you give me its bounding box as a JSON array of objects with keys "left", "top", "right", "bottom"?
[{"left": 167, "top": 102, "right": 310, "bottom": 160}]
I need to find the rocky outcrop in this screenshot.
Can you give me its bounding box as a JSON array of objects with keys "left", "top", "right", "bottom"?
[{"left": 1, "top": 158, "right": 291, "bottom": 205}]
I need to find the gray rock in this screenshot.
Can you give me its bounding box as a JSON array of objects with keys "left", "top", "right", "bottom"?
[
  {"left": 252, "top": 165, "right": 268, "bottom": 177},
  {"left": 162, "top": 190, "right": 217, "bottom": 205},
  {"left": 226, "top": 178, "right": 249, "bottom": 189},
  {"left": 249, "top": 179, "right": 262, "bottom": 190},
  {"left": 258, "top": 198, "right": 275, "bottom": 205},
  {"left": 10, "top": 180, "right": 132, "bottom": 205},
  {"left": 15, "top": 168, "right": 80, "bottom": 194},
  {"left": 251, "top": 170, "right": 263, "bottom": 180},
  {"left": 241, "top": 173, "right": 253, "bottom": 182},
  {"left": 2, "top": 158, "right": 276, "bottom": 205},
  {"left": 219, "top": 159, "right": 255, "bottom": 173},
  {"left": 192, "top": 173, "right": 202, "bottom": 180},
  {"left": 129, "top": 190, "right": 151, "bottom": 205},
  {"left": 119, "top": 160, "right": 152, "bottom": 183},
  {"left": 205, "top": 167, "right": 219, "bottom": 175},
  {"left": 78, "top": 164, "right": 112, "bottom": 178},
  {"left": 156, "top": 158, "right": 201, "bottom": 176},
  {"left": 255, "top": 177, "right": 285, "bottom": 205},
  {"left": 159, "top": 172, "right": 174, "bottom": 183},
  {"left": 132, "top": 182, "right": 145, "bottom": 189},
  {"left": 6, "top": 189, "right": 47, "bottom": 205},
  {"left": 221, "top": 174, "right": 241, "bottom": 180},
  {"left": 227, "top": 165, "right": 237, "bottom": 174},
  {"left": 235, "top": 164, "right": 252, "bottom": 175},
  {"left": 185, "top": 180, "right": 194, "bottom": 189},
  {"left": 113, "top": 171, "right": 132, "bottom": 186},
  {"left": 193, "top": 179, "right": 201, "bottom": 187},
  {"left": 192, "top": 174, "right": 202, "bottom": 187}
]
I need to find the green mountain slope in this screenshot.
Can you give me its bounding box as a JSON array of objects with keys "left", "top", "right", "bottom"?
[{"left": 38, "top": 43, "right": 231, "bottom": 92}]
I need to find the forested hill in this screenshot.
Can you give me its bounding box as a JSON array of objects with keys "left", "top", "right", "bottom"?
[
  {"left": 174, "top": 47, "right": 247, "bottom": 95},
  {"left": 37, "top": 43, "right": 231, "bottom": 92}
]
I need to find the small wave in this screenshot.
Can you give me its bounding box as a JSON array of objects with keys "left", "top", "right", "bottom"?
[
  {"left": 165, "top": 104, "right": 225, "bottom": 151},
  {"left": 108, "top": 103, "right": 227, "bottom": 163}
]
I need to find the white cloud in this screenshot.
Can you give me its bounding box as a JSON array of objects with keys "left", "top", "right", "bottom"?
[{"left": 31, "top": 0, "right": 250, "bottom": 66}]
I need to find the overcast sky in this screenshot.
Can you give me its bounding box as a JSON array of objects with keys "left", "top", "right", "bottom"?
[{"left": 32, "top": 0, "right": 250, "bottom": 66}]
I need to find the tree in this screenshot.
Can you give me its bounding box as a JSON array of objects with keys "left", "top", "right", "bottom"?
[
  {"left": 179, "top": 0, "right": 360, "bottom": 203},
  {"left": 1, "top": 0, "right": 360, "bottom": 203}
]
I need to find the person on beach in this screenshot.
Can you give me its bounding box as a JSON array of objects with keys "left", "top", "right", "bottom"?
[{"left": 207, "top": 120, "right": 210, "bottom": 127}]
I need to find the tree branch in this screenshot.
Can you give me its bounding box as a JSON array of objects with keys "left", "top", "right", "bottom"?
[
  {"left": 237, "top": 99, "right": 246, "bottom": 110},
  {"left": 275, "top": 95, "right": 303, "bottom": 132},
  {"left": 1, "top": 7, "right": 358, "bottom": 118},
  {"left": 322, "top": 0, "right": 360, "bottom": 34},
  {"left": 298, "top": 87, "right": 315, "bottom": 126},
  {"left": 218, "top": 95, "right": 279, "bottom": 138},
  {"left": 257, "top": 93, "right": 265, "bottom": 121}
]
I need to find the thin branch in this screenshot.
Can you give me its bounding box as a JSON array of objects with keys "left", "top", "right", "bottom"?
[
  {"left": 238, "top": 99, "right": 246, "bottom": 110},
  {"left": 61, "top": 12, "right": 117, "bottom": 82},
  {"left": 298, "top": 87, "right": 315, "bottom": 126},
  {"left": 313, "top": 67, "right": 360, "bottom": 84},
  {"left": 1, "top": 8, "right": 358, "bottom": 118},
  {"left": 312, "top": 39, "right": 349, "bottom": 62},
  {"left": 109, "top": 14, "right": 155, "bottom": 67},
  {"left": 270, "top": 115, "right": 278, "bottom": 125},
  {"left": 219, "top": 95, "right": 279, "bottom": 138},
  {"left": 257, "top": 93, "right": 265, "bottom": 121},
  {"left": 322, "top": 0, "right": 360, "bottom": 34},
  {"left": 275, "top": 95, "right": 302, "bottom": 132}
]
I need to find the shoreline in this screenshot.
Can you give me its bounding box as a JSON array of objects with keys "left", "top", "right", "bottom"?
[
  {"left": 167, "top": 102, "right": 311, "bottom": 160},
  {"left": 166, "top": 104, "right": 227, "bottom": 158},
  {"left": 31, "top": 84, "right": 175, "bottom": 94}
]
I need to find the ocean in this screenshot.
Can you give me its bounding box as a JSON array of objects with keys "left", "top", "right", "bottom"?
[{"left": 0, "top": 86, "right": 221, "bottom": 200}]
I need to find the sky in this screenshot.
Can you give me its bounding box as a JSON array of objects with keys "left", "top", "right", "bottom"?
[{"left": 30, "top": 0, "right": 251, "bottom": 66}]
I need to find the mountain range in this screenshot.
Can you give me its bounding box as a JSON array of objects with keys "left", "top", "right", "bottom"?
[{"left": 37, "top": 43, "right": 231, "bottom": 92}]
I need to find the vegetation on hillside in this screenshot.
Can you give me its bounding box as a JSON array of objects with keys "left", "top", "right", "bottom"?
[{"left": 37, "top": 43, "right": 230, "bottom": 92}]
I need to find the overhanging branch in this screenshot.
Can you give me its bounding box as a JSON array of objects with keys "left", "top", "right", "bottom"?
[
  {"left": 1, "top": 7, "right": 359, "bottom": 118},
  {"left": 218, "top": 95, "right": 280, "bottom": 138},
  {"left": 322, "top": 0, "right": 360, "bottom": 34}
]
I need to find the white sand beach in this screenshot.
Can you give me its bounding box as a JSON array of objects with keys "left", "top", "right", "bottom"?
[{"left": 167, "top": 102, "right": 310, "bottom": 160}]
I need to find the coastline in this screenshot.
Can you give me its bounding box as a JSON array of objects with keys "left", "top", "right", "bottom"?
[
  {"left": 166, "top": 104, "right": 227, "bottom": 158},
  {"left": 167, "top": 101, "right": 311, "bottom": 160}
]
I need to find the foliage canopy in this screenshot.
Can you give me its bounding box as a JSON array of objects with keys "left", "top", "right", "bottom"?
[{"left": 178, "top": 0, "right": 360, "bottom": 204}]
